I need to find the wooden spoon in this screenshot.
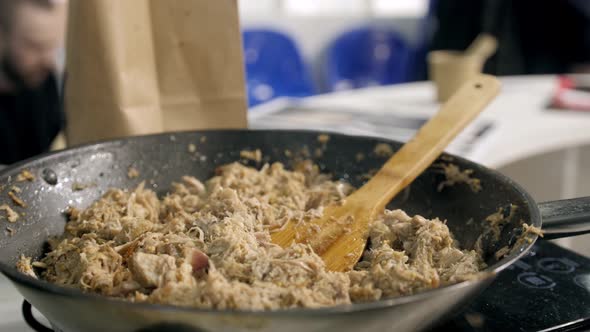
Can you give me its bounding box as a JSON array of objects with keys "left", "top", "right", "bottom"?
[
  {"left": 271, "top": 74, "right": 501, "bottom": 272},
  {"left": 465, "top": 33, "right": 498, "bottom": 60}
]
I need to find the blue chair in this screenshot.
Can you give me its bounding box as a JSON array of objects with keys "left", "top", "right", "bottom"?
[
  {"left": 324, "top": 27, "right": 412, "bottom": 91},
  {"left": 242, "top": 29, "right": 315, "bottom": 107}
]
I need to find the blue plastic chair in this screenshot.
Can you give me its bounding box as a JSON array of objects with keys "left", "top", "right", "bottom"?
[
  {"left": 242, "top": 29, "right": 315, "bottom": 107},
  {"left": 324, "top": 27, "right": 412, "bottom": 91}
]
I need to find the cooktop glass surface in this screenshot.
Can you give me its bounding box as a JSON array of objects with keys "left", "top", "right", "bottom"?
[{"left": 431, "top": 240, "right": 590, "bottom": 332}]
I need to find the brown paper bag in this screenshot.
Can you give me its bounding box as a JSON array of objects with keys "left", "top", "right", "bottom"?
[{"left": 64, "top": 0, "right": 247, "bottom": 145}]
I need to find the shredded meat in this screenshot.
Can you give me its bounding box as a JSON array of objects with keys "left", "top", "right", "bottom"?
[
  {"left": 19, "top": 161, "right": 485, "bottom": 310},
  {"left": 240, "top": 149, "right": 262, "bottom": 163},
  {"left": 127, "top": 167, "right": 140, "bottom": 179},
  {"left": 16, "top": 170, "right": 35, "bottom": 182},
  {"left": 495, "top": 222, "right": 544, "bottom": 260},
  {"left": 72, "top": 182, "right": 95, "bottom": 191},
  {"left": 0, "top": 204, "right": 19, "bottom": 222},
  {"left": 17, "top": 256, "right": 37, "bottom": 278},
  {"left": 485, "top": 205, "right": 517, "bottom": 240},
  {"left": 5, "top": 226, "right": 16, "bottom": 236},
  {"left": 187, "top": 144, "right": 197, "bottom": 154},
  {"left": 373, "top": 143, "right": 394, "bottom": 157},
  {"left": 8, "top": 191, "right": 26, "bottom": 207},
  {"left": 494, "top": 246, "right": 511, "bottom": 260},
  {"left": 317, "top": 134, "right": 330, "bottom": 144},
  {"left": 434, "top": 163, "right": 482, "bottom": 193}
]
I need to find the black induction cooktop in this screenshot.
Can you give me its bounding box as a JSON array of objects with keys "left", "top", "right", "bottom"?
[{"left": 430, "top": 240, "right": 590, "bottom": 332}]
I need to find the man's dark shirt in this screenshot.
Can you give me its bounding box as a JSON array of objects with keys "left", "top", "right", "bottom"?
[{"left": 0, "top": 74, "right": 62, "bottom": 165}]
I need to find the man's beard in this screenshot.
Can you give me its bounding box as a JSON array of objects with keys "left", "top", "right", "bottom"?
[{"left": 1, "top": 53, "right": 37, "bottom": 91}]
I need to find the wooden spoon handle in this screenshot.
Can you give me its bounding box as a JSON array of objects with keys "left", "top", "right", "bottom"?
[
  {"left": 465, "top": 34, "right": 498, "bottom": 59},
  {"left": 350, "top": 74, "right": 501, "bottom": 211}
]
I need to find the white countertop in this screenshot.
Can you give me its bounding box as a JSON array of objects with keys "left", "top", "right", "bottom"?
[
  {"left": 0, "top": 274, "right": 38, "bottom": 331},
  {"left": 301, "top": 75, "right": 590, "bottom": 169}
]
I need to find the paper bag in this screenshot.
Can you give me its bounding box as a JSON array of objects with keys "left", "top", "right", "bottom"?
[{"left": 64, "top": 0, "right": 247, "bottom": 145}]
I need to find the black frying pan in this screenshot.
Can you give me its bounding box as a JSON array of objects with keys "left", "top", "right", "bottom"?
[{"left": 0, "top": 130, "right": 588, "bottom": 332}]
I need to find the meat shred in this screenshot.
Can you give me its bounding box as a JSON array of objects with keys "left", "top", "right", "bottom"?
[{"left": 18, "top": 162, "right": 485, "bottom": 310}]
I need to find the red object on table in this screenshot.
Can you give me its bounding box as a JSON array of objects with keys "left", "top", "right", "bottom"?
[{"left": 551, "top": 76, "right": 590, "bottom": 111}]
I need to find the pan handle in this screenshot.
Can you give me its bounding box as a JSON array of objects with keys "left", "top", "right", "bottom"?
[{"left": 538, "top": 196, "right": 590, "bottom": 240}]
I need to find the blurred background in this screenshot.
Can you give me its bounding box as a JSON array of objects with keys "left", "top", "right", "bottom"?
[{"left": 238, "top": 0, "right": 590, "bottom": 106}]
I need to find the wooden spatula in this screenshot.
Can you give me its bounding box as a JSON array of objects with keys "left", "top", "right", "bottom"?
[
  {"left": 271, "top": 74, "right": 501, "bottom": 272},
  {"left": 465, "top": 33, "right": 498, "bottom": 60}
]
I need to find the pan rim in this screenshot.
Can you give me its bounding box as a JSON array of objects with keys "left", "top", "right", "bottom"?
[{"left": 0, "top": 128, "right": 542, "bottom": 316}]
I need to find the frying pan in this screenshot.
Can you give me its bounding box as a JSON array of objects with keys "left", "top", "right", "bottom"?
[{"left": 0, "top": 129, "right": 588, "bottom": 332}]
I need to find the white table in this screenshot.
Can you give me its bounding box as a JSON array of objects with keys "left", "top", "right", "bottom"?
[
  {"left": 300, "top": 75, "right": 590, "bottom": 169},
  {"left": 0, "top": 274, "right": 45, "bottom": 331}
]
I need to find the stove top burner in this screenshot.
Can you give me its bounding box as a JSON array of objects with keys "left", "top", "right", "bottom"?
[{"left": 430, "top": 240, "right": 590, "bottom": 332}]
